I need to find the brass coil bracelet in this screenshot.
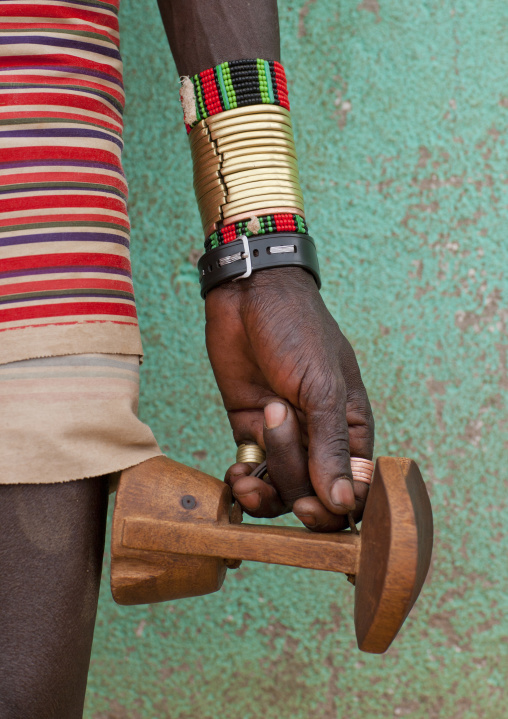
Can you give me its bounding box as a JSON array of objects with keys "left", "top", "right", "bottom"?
[{"left": 189, "top": 104, "right": 305, "bottom": 236}]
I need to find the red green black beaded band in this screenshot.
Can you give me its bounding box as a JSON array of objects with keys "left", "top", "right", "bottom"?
[
  {"left": 205, "top": 213, "right": 308, "bottom": 252},
  {"left": 185, "top": 59, "right": 290, "bottom": 132}
]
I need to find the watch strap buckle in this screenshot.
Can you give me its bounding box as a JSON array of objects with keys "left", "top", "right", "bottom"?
[{"left": 232, "top": 235, "right": 252, "bottom": 281}]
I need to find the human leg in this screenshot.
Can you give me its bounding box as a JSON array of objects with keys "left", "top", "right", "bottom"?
[
  {"left": 0, "top": 477, "right": 109, "bottom": 719},
  {"left": 0, "top": 4, "right": 160, "bottom": 712}
]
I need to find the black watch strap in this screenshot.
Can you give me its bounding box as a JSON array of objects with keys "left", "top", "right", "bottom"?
[{"left": 197, "top": 232, "right": 321, "bottom": 298}]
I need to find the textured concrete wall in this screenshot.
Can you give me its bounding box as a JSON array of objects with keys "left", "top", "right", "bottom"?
[{"left": 85, "top": 0, "right": 508, "bottom": 716}]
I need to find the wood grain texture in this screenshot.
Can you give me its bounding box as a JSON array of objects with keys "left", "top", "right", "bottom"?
[
  {"left": 121, "top": 519, "right": 360, "bottom": 574},
  {"left": 111, "top": 455, "right": 231, "bottom": 604},
  {"left": 354, "top": 457, "right": 433, "bottom": 653},
  {"left": 111, "top": 454, "right": 433, "bottom": 654}
]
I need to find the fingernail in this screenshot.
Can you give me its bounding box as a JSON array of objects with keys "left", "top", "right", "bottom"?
[
  {"left": 264, "top": 402, "right": 287, "bottom": 429},
  {"left": 233, "top": 490, "right": 262, "bottom": 511},
  {"left": 330, "top": 477, "right": 355, "bottom": 510},
  {"left": 295, "top": 513, "right": 316, "bottom": 527}
]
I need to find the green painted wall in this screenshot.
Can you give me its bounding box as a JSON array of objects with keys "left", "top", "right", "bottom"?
[{"left": 85, "top": 0, "right": 508, "bottom": 716}]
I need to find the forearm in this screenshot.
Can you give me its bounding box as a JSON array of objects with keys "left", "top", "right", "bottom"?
[
  {"left": 155, "top": 0, "right": 375, "bottom": 527},
  {"left": 156, "top": 0, "right": 280, "bottom": 76}
]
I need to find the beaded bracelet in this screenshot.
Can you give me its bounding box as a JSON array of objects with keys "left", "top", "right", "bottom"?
[
  {"left": 181, "top": 59, "right": 290, "bottom": 132},
  {"left": 205, "top": 212, "right": 308, "bottom": 251},
  {"left": 180, "top": 59, "right": 310, "bottom": 257}
]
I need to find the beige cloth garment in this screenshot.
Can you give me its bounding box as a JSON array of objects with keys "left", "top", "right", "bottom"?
[{"left": 0, "top": 353, "right": 162, "bottom": 484}]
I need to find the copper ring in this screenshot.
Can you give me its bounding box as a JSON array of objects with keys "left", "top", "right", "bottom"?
[
  {"left": 227, "top": 187, "right": 303, "bottom": 204},
  {"left": 216, "top": 137, "right": 296, "bottom": 153},
  {"left": 211, "top": 122, "right": 294, "bottom": 140},
  {"left": 350, "top": 457, "right": 374, "bottom": 485},
  {"left": 193, "top": 154, "right": 222, "bottom": 172},
  {"left": 221, "top": 152, "right": 298, "bottom": 169},
  {"left": 206, "top": 112, "right": 293, "bottom": 132},
  {"left": 189, "top": 126, "right": 211, "bottom": 149},
  {"left": 221, "top": 146, "right": 298, "bottom": 162},
  {"left": 193, "top": 176, "right": 225, "bottom": 198},
  {"left": 224, "top": 168, "right": 301, "bottom": 187},
  {"left": 225, "top": 178, "right": 300, "bottom": 196},
  {"left": 215, "top": 130, "right": 295, "bottom": 148},
  {"left": 222, "top": 199, "right": 305, "bottom": 219},
  {"left": 190, "top": 141, "right": 218, "bottom": 162},
  {"left": 225, "top": 189, "right": 304, "bottom": 207}
]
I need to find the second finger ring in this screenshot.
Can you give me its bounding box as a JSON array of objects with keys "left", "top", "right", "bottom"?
[{"left": 351, "top": 457, "right": 374, "bottom": 485}]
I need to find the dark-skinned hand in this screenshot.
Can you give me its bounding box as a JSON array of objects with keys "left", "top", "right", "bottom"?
[{"left": 205, "top": 266, "right": 375, "bottom": 532}]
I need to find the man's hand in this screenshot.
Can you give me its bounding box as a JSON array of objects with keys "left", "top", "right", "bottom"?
[{"left": 205, "top": 266, "right": 374, "bottom": 532}]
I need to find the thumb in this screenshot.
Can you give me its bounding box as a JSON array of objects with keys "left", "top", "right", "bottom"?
[
  {"left": 304, "top": 377, "right": 355, "bottom": 514},
  {"left": 263, "top": 400, "right": 313, "bottom": 509}
]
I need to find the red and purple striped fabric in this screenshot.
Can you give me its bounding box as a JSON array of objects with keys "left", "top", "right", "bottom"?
[{"left": 0, "top": 0, "right": 141, "bottom": 362}]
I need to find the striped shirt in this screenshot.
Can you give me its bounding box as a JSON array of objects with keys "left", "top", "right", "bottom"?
[{"left": 0, "top": 0, "right": 143, "bottom": 364}]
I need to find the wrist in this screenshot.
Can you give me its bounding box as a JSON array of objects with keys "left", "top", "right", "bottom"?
[{"left": 206, "top": 265, "right": 318, "bottom": 302}]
